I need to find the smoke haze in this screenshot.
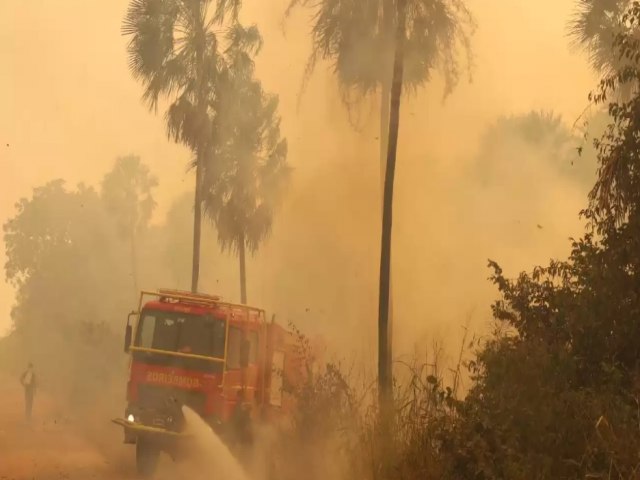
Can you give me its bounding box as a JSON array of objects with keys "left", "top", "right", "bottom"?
[{"left": 1, "top": 0, "right": 598, "bottom": 366}]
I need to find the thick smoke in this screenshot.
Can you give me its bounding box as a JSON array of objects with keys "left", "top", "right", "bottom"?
[{"left": 0, "top": 0, "right": 606, "bottom": 477}]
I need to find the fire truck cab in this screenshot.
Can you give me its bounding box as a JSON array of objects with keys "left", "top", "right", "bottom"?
[{"left": 112, "top": 289, "right": 301, "bottom": 477}]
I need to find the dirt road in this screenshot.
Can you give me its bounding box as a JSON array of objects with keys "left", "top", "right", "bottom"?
[
  {"left": 0, "top": 378, "right": 242, "bottom": 480},
  {"left": 0, "top": 379, "right": 140, "bottom": 480}
]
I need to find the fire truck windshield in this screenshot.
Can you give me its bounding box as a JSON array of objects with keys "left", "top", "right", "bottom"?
[{"left": 135, "top": 310, "right": 226, "bottom": 359}]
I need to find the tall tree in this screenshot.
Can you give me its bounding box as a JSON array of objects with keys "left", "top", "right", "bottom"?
[
  {"left": 378, "top": 0, "right": 407, "bottom": 412},
  {"left": 123, "top": 0, "right": 241, "bottom": 293},
  {"left": 101, "top": 155, "right": 158, "bottom": 297},
  {"left": 287, "top": 0, "right": 475, "bottom": 400},
  {"left": 287, "top": 0, "right": 474, "bottom": 158},
  {"left": 203, "top": 25, "right": 290, "bottom": 304},
  {"left": 3, "top": 180, "right": 129, "bottom": 405}
]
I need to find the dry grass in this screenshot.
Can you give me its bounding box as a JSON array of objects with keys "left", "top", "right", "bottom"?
[{"left": 266, "top": 325, "right": 474, "bottom": 480}]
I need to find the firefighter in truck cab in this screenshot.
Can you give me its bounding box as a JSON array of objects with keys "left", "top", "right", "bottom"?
[{"left": 112, "top": 289, "right": 303, "bottom": 477}]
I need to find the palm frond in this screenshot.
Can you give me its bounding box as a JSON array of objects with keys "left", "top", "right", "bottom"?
[
  {"left": 225, "top": 23, "right": 263, "bottom": 56},
  {"left": 568, "top": 0, "right": 632, "bottom": 75},
  {"left": 201, "top": 50, "right": 290, "bottom": 255},
  {"left": 123, "top": 0, "right": 183, "bottom": 109},
  {"left": 214, "top": 0, "right": 242, "bottom": 24},
  {"left": 124, "top": 0, "right": 287, "bottom": 259},
  {"left": 286, "top": 0, "right": 475, "bottom": 106}
]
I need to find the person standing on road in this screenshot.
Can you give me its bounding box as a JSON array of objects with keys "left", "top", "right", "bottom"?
[{"left": 20, "top": 362, "right": 36, "bottom": 421}]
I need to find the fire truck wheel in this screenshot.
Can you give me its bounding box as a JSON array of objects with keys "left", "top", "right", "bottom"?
[{"left": 136, "top": 439, "right": 160, "bottom": 478}]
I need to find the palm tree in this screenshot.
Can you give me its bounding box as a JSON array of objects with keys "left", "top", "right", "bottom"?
[
  {"left": 379, "top": 0, "right": 407, "bottom": 409},
  {"left": 203, "top": 25, "right": 290, "bottom": 304},
  {"left": 101, "top": 155, "right": 158, "bottom": 298},
  {"left": 569, "top": 0, "right": 631, "bottom": 75},
  {"left": 287, "top": 0, "right": 474, "bottom": 171},
  {"left": 123, "top": 0, "right": 241, "bottom": 293},
  {"left": 287, "top": 0, "right": 475, "bottom": 401}
]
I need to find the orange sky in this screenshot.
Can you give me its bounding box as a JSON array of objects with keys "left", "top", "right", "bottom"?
[{"left": 1, "top": 0, "right": 597, "bottom": 339}]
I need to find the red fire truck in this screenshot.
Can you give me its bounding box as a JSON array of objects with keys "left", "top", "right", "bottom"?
[{"left": 112, "top": 289, "right": 304, "bottom": 477}]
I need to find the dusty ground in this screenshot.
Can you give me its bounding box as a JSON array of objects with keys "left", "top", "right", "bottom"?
[
  {"left": 0, "top": 378, "right": 142, "bottom": 479},
  {"left": 0, "top": 377, "right": 251, "bottom": 480}
]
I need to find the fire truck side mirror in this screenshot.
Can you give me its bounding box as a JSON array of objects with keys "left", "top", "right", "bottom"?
[
  {"left": 124, "top": 310, "right": 136, "bottom": 354},
  {"left": 124, "top": 324, "right": 132, "bottom": 353},
  {"left": 240, "top": 339, "right": 250, "bottom": 368}
]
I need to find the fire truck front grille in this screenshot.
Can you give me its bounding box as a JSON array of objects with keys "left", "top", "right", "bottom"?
[{"left": 135, "top": 384, "right": 206, "bottom": 428}]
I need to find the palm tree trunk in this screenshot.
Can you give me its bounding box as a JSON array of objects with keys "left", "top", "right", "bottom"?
[
  {"left": 379, "top": 0, "right": 393, "bottom": 174},
  {"left": 380, "top": 81, "right": 391, "bottom": 179},
  {"left": 239, "top": 230, "right": 247, "bottom": 304},
  {"left": 191, "top": 156, "right": 203, "bottom": 293},
  {"left": 378, "top": 0, "right": 395, "bottom": 415},
  {"left": 379, "top": 71, "right": 395, "bottom": 407},
  {"left": 378, "top": 0, "right": 406, "bottom": 409}
]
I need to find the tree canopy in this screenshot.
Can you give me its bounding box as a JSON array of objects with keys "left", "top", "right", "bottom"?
[
  {"left": 472, "top": 110, "right": 599, "bottom": 189},
  {"left": 287, "top": 0, "right": 475, "bottom": 103},
  {"left": 440, "top": 7, "right": 640, "bottom": 477},
  {"left": 2, "top": 159, "right": 167, "bottom": 408},
  {"left": 202, "top": 25, "right": 290, "bottom": 302},
  {"left": 3, "top": 180, "right": 131, "bottom": 406},
  {"left": 123, "top": 0, "right": 254, "bottom": 292}
]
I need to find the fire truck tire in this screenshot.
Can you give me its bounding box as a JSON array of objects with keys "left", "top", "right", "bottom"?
[{"left": 136, "top": 439, "right": 160, "bottom": 478}]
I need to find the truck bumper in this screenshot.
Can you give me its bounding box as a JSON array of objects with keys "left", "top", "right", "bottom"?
[
  {"left": 112, "top": 417, "right": 198, "bottom": 462},
  {"left": 112, "top": 417, "right": 190, "bottom": 445}
]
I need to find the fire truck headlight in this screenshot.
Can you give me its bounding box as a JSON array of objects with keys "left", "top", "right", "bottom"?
[{"left": 127, "top": 414, "right": 135, "bottom": 423}]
